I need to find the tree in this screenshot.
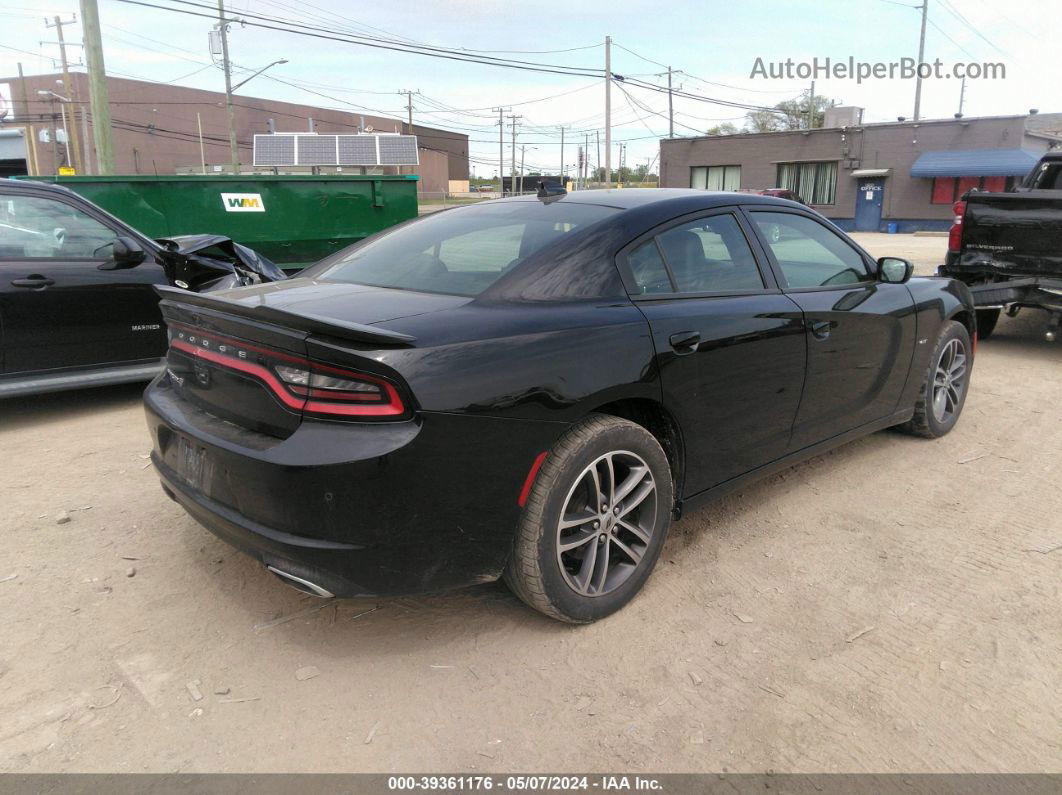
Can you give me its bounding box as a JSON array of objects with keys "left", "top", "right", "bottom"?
[
  {"left": 745, "top": 109, "right": 784, "bottom": 133},
  {"left": 745, "top": 94, "right": 839, "bottom": 132},
  {"left": 705, "top": 122, "right": 739, "bottom": 136}
]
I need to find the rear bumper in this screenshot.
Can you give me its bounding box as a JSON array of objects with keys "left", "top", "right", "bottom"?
[
  {"left": 937, "top": 266, "right": 1062, "bottom": 310},
  {"left": 144, "top": 375, "right": 563, "bottom": 597}
]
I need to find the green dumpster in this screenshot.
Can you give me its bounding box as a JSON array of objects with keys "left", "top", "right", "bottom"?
[{"left": 18, "top": 174, "right": 419, "bottom": 269}]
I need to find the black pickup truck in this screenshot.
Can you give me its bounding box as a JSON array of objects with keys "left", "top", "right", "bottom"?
[
  {"left": 0, "top": 179, "right": 285, "bottom": 398},
  {"left": 939, "top": 151, "right": 1062, "bottom": 342}
]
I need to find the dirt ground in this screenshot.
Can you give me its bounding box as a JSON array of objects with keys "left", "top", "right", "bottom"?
[{"left": 1, "top": 234, "right": 1060, "bottom": 773}]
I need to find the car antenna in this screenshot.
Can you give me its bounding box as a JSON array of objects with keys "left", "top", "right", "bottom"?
[{"left": 536, "top": 180, "right": 567, "bottom": 203}]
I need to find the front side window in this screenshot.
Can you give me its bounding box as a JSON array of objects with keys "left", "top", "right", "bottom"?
[
  {"left": 752, "top": 212, "right": 870, "bottom": 288},
  {"left": 0, "top": 194, "right": 116, "bottom": 258},
  {"left": 776, "top": 161, "right": 837, "bottom": 205},
  {"left": 691, "top": 165, "right": 741, "bottom": 191},
  {"left": 315, "top": 201, "right": 617, "bottom": 297}
]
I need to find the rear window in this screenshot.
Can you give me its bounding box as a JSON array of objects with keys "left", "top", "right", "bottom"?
[{"left": 315, "top": 201, "right": 618, "bottom": 296}]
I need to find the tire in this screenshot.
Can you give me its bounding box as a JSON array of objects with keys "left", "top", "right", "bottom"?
[
  {"left": 503, "top": 414, "right": 673, "bottom": 623},
  {"left": 901, "top": 320, "right": 972, "bottom": 438},
  {"left": 976, "top": 308, "right": 1000, "bottom": 340}
]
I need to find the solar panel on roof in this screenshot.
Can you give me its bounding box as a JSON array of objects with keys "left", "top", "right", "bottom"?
[
  {"left": 337, "top": 135, "right": 378, "bottom": 165},
  {"left": 378, "top": 135, "right": 419, "bottom": 166},
  {"left": 297, "top": 135, "right": 339, "bottom": 165},
  {"left": 252, "top": 134, "right": 419, "bottom": 167},
  {"left": 253, "top": 135, "right": 295, "bottom": 166}
]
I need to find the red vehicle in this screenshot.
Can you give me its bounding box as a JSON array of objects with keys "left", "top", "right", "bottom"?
[
  {"left": 756, "top": 188, "right": 809, "bottom": 206},
  {"left": 747, "top": 190, "right": 810, "bottom": 242}
]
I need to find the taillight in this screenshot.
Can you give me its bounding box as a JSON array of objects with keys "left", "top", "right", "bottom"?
[
  {"left": 273, "top": 362, "right": 404, "bottom": 416},
  {"left": 948, "top": 200, "right": 966, "bottom": 253},
  {"left": 168, "top": 324, "right": 407, "bottom": 419}
]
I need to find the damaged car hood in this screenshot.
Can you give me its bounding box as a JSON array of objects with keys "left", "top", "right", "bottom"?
[{"left": 155, "top": 234, "right": 287, "bottom": 292}]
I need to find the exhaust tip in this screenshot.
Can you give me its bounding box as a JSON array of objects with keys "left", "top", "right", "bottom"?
[{"left": 266, "top": 565, "right": 335, "bottom": 598}]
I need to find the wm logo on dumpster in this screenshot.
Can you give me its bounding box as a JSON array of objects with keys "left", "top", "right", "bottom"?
[{"left": 220, "top": 193, "right": 266, "bottom": 213}]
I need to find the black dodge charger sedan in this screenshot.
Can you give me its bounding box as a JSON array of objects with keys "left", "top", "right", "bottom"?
[{"left": 145, "top": 189, "right": 976, "bottom": 622}]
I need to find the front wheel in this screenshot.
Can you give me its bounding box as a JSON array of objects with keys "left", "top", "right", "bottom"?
[
  {"left": 901, "top": 320, "right": 972, "bottom": 438},
  {"left": 503, "top": 414, "right": 673, "bottom": 623}
]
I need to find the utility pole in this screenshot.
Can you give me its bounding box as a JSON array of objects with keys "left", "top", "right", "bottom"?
[
  {"left": 508, "top": 114, "right": 521, "bottom": 194},
  {"left": 595, "top": 130, "right": 601, "bottom": 185},
  {"left": 398, "top": 89, "right": 418, "bottom": 135},
  {"left": 583, "top": 132, "right": 589, "bottom": 189},
  {"left": 398, "top": 89, "right": 418, "bottom": 175},
  {"left": 913, "top": 0, "right": 928, "bottom": 121},
  {"left": 519, "top": 145, "right": 527, "bottom": 194},
  {"left": 79, "top": 0, "right": 115, "bottom": 174},
  {"left": 216, "top": 0, "right": 239, "bottom": 173},
  {"left": 47, "top": 95, "right": 59, "bottom": 171},
  {"left": 558, "top": 125, "right": 568, "bottom": 185},
  {"left": 493, "top": 106, "right": 510, "bottom": 195},
  {"left": 46, "top": 15, "right": 83, "bottom": 173},
  {"left": 604, "top": 35, "right": 612, "bottom": 188},
  {"left": 667, "top": 67, "right": 674, "bottom": 138},
  {"left": 17, "top": 63, "right": 39, "bottom": 176},
  {"left": 807, "top": 80, "right": 815, "bottom": 129}
]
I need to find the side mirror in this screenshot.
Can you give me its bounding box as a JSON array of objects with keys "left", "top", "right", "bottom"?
[
  {"left": 98, "top": 236, "right": 147, "bottom": 270},
  {"left": 877, "top": 256, "right": 913, "bottom": 284}
]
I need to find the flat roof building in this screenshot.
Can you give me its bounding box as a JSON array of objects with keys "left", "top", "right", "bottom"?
[
  {"left": 660, "top": 110, "right": 1062, "bottom": 232},
  {"left": 0, "top": 73, "right": 469, "bottom": 195}
]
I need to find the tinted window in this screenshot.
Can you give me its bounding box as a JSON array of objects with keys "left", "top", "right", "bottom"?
[
  {"left": 316, "top": 201, "right": 617, "bottom": 297},
  {"left": 657, "top": 214, "right": 764, "bottom": 293},
  {"left": 627, "top": 239, "right": 671, "bottom": 294},
  {"left": 752, "top": 212, "right": 870, "bottom": 288},
  {"left": 0, "top": 194, "right": 116, "bottom": 258}
]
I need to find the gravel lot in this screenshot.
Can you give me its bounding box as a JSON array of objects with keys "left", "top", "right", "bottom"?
[{"left": 1, "top": 234, "right": 1059, "bottom": 773}]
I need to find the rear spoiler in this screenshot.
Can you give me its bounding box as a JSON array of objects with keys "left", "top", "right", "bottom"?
[{"left": 154, "top": 285, "right": 416, "bottom": 347}]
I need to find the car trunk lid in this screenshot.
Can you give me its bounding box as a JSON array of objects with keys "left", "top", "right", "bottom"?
[{"left": 156, "top": 285, "right": 419, "bottom": 438}]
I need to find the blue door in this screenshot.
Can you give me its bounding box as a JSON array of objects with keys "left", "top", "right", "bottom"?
[{"left": 854, "top": 178, "right": 885, "bottom": 231}]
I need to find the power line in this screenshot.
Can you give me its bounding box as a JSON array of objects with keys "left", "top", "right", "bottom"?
[
  {"left": 112, "top": 0, "right": 607, "bottom": 78},
  {"left": 935, "top": 0, "right": 1009, "bottom": 56}
]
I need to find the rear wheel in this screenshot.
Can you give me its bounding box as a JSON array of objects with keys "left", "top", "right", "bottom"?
[
  {"left": 901, "top": 320, "right": 972, "bottom": 438},
  {"left": 503, "top": 414, "right": 673, "bottom": 623},
  {"left": 976, "top": 308, "right": 1000, "bottom": 340}
]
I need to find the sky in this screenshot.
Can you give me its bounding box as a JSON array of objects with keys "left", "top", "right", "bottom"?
[{"left": 0, "top": 0, "right": 1056, "bottom": 177}]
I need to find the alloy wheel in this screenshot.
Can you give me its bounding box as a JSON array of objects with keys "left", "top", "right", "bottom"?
[
  {"left": 555, "top": 450, "right": 658, "bottom": 597},
  {"left": 932, "top": 337, "right": 967, "bottom": 423}
]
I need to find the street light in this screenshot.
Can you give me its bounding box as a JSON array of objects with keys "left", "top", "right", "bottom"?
[
  {"left": 231, "top": 59, "right": 288, "bottom": 92},
  {"left": 519, "top": 145, "right": 537, "bottom": 194},
  {"left": 37, "top": 89, "right": 71, "bottom": 172}
]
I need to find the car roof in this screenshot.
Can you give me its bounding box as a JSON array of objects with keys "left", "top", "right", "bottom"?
[
  {"left": 501, "top": 188, "right": 795, "bottom": 211},
  {"left": 1, "top": 177, "right": 77, "bottom": 195}
]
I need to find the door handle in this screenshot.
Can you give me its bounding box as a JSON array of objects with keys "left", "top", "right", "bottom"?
[
  {"left": 669, "top": 331, "right": 701, "bottom": 354},
  {"left": 11, "top": 276, "right": 55, "bottom": 288},
  {"left": 809, "top": 320, "right": 832, "bottom": 340}
]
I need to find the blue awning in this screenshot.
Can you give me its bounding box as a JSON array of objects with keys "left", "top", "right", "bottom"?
[{"left": 910, "top": 148, "right": 1041, "bottom": 178}]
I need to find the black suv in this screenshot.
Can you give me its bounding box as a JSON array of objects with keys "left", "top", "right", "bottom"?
[
  {"left": 0, "top": 179, "right": 284, "bottom": 398},
  {"left": 0, "top": 179, "right": 171, "bottom": 397}
]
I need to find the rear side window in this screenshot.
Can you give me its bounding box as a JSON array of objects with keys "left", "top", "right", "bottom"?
[
  {"left": 657, "top": 215, "right": 764, "bottom": 293},
  {"left": 627, "top": 213, "right": 764, "bottom": 295},
  {"left": 316, "top": 201, "right": 617, "bottom": 297},
  {"left": 628, "top": 240, "right": 671, "bottom": 294},
  {"left": 751, "top": 212, "right": 870, "bottom": 288}
]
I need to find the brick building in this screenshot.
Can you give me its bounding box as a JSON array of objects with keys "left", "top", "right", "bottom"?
[
  {"left": 660, "top": 108, "right": 1062, "bottom": 232},
  {"left": 0, "top": 72, "right": 469, "bottom": 195}
]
